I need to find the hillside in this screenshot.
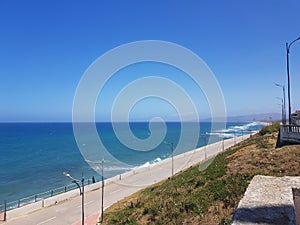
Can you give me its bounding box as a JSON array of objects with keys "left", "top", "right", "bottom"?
[
  {"left": 201, "top": 113, "right": 281, "bottom": 122},
  {"left": 102, "top": 124, "right": 300, "bottom": 225}
]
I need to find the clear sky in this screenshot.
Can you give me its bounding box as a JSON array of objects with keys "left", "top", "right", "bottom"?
[{"left": 1, "top": 0, "right": 300, "bottom": 122}]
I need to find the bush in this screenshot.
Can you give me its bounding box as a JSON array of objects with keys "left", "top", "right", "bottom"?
[{"left": 259, "top": 123, "right": 280, "bottom": 136}]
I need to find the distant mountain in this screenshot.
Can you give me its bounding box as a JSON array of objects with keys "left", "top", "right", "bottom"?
[
  {"left": 202, "top": 113, "right": 282, "bottom": 122},
  {"left": 226, "top": 113, "right": 281, "bottom": 122}
]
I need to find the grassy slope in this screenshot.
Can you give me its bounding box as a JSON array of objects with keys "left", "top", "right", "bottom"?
[{"left": 103, "top": 124, "right": 300, "bottom": 225}]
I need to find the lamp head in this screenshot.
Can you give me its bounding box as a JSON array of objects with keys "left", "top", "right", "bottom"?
[{"left": 63, "top": 172, "right": 70, "bottom": 178}]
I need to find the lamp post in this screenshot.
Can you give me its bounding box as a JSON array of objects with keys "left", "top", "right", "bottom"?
[
  {"left": 286, "top": 37, "right": 300, "bottom": 125},
  {"left": 199, "top": 133, "right": 207, "bottom": 159},
  {"left": 164, "top": 141, "right": 174, "bottom": 176},
  {"left": 276, "top": 97, "right": 284, "bottom": 124},
  {"left": 64, "top": 171, "right": 85, "bottom": 225},
  {"left": 86, "top": 159, "right": 105, "bottom": 224},
  {"left": 275, "top": 83, "right": 286, "bottom": 124},
  {"left": 100, "top": 159, "right": 104, "bottom": 224}
]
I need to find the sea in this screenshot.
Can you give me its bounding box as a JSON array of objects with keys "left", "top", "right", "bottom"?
[{"left": 0, "top": 121, "right": 266, "bottom": 205}]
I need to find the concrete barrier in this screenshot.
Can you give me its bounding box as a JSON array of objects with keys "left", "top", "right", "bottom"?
[{"left": 232, "top": 175, "right": 300, "bottom": 225}]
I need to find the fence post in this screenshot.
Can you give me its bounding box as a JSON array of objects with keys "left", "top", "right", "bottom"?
[
  {"left": 18, "top": 199, "right": 20, "bottom": 207},
  {"left": 51, "top": 190, "right": 53, "bottom": 196},
  {"left": 35, "top": 195, "right": 37, "bottom": 202},
  {"left": 4, "top": 200, "right": 6, "bottom": 221},
  {"left": 65, "top": 186, "right": 67, "bottom": 192}
]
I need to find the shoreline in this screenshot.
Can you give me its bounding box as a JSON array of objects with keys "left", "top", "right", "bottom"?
[
  {"left": 0, "top": 121, "right": 265, "bottom": 205},
  {"left": 2, "top": 132, "right": 256, "bottom": 223}
]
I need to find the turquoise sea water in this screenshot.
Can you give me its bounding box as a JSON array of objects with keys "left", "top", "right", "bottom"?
[{"left": 0, "top": 122, "right": 265, "bottom": 204}]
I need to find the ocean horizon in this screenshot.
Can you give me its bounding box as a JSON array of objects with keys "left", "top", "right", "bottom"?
[{"left": 0, "top": 121, "right": 266, "bottom": 205}]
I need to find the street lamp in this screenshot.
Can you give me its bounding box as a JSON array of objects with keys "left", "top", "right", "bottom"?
[
  {"left": 276, "top": 97, "right": 284, "bottom": 124},
  {"left": 164, "top": 141, "right": 174, "bottom": 176},
  {"left": 86, "top": 159, "right": 105, "bottom": 224},
  {"left": 286, "top": 37, "right": 300, "bottom": 125},
  {"left": 63, "top": 171, "right": 85, "bottom": 225},
  {"left": 275, "top": 83, "right": 286, "bottom": 124},
  {"left": 204, "top": 133, "right": 207, "bottom": 159},
  {"left": 99, "top": 159, "right": 104, "bottom": 224}
]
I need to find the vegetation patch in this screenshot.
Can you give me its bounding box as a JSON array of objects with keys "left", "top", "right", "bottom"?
[
  {"left": 103, "top": 124, "right": 300, "bottom": 225},
  {"left": 258, "top": 122, "right": 280, "bottom": 136}
]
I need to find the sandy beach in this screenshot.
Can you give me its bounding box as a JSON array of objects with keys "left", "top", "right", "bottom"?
[{"left": 2, "top": 134, "right": 253, "bottom": 225}]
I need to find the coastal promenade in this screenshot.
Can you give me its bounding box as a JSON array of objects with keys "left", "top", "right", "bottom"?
[{"left": 2, "top": 134, "right": 252, "bottom": 225}]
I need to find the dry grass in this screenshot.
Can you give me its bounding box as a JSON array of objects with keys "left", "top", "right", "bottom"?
[{"left": 227, "top": 133, "right": 300, "bottom": 177}]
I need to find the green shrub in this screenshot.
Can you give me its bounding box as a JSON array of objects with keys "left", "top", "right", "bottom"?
[{"left": 259, "top": 123, "right": 280, "bottom": 136}]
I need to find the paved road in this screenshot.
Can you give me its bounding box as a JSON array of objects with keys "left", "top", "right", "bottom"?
[
  {"left": 3, "top": 164, "right": 177, "bottom": 225},
  {"left": 2, "top": 135, "right": 247, "bottom": 225}
]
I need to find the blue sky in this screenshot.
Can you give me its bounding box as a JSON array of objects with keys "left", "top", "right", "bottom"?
[{"left": 1, "top": 0, "right": 300, "bottom": 122}]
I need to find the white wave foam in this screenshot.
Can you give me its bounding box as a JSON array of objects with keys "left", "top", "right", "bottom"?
[
  {"left": 139, "top": 162, "right": 150, "bottom": 168},
  {"left": 105, "top": 166, "right": 133, "bottom": 171},
  {"left": 138, "top": 157, "right": 162, "bottom": 168},
  {"left": 218, "top": 121, "right": 267, "bottom": 133},
  {"left": 207, "top": 132, "right": 235, "bottom": 138},
  {"left": 90, "top": 164, "right": 132, "bottom": 172},
  {"left": 153, "top": 157, "right": 162, "bottom": 163}
]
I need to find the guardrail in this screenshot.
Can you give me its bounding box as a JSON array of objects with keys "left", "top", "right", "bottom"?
[{"left": 0, "top": 177, "right": 95, "bottom": 221}]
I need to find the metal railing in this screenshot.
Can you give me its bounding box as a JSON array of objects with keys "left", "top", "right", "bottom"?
[
  {"left": 281, "top": 124, "right": 300, "bottom": 133},
  {"left": 0, "top": 177, "right": 95, "bottom": 220}
]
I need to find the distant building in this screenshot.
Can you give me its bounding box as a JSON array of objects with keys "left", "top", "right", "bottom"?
[{"left": 291, "top": 110, "right": 300, "bottom": 126}]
